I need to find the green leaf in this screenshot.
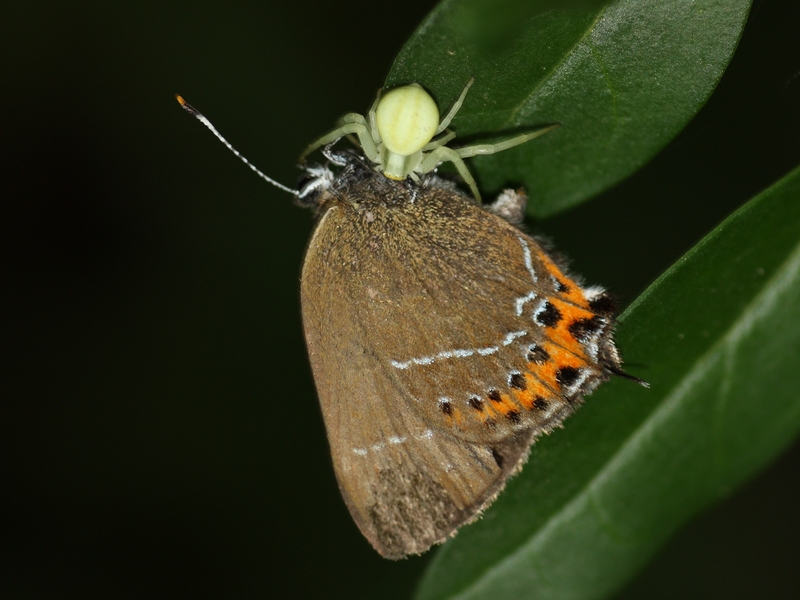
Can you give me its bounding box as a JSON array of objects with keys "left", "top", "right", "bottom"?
[
  {"left": 386, "top": 0, "right": 751, "bottom": 217},
  {"left": 415, "top": 166, "right": 800, "bottom": 600}
]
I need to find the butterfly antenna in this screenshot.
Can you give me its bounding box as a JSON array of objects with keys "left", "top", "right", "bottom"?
[
  {"left": 606, "top": 364, "right": 650, "bottom": 388},
  {"left": 176, "top": 94, "right": 299, "bottom": 196}
]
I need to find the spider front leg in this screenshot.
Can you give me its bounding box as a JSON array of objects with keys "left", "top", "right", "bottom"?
[
  {"left": 299, "top": 115, "right": 379, "bottom": 163},
  {"left": 338, "top": 113, "right": 377, "bottom": 159},
  {"left": 365, "top": 94, "right": 382, "bottom": 146},
  {"left": 341, "top": 106, "right": 384, "bottom": 149},
  {"left": 435, "top": 77, "right": 474, "bottom": 135}
]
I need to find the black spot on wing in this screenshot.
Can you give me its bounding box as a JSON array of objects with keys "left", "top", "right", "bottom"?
[
  {"left": 536, "top": 302, "right": 562, "bottom": 327},
  {"left": 556, "top": 366, "right": 580, "bottom": 390},
  {"left": 468, "top": 397, "right": 484, "bottom": 411},
  {"left": 491, "top": 448, "right": 504, "bottom": 468},
  {"left": 509, "top": 373, "right": 527, "bottom": 390},
  {"left": 588, "top": 294, "right": 617, "bottom": 316},
  {"left": 568, "top": 316, "right": 604, "bottom": 342},
  {"left": 527, "top": 344, "right": 550, "bottom": 365},
  {"left": 532, "top": 397, "right": 549, "bottom": 411}
]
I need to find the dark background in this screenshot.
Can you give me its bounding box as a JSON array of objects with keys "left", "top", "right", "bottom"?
[{"left": 1, "top": 1, "right": 799, "bottom": 598}]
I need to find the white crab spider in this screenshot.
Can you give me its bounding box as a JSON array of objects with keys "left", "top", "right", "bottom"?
[{"left": 299, "top": 78, "right": 557, "bottom": 201}]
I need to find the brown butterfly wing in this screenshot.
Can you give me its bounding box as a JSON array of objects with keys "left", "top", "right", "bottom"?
[{"left": 301, "top": 175, "right": 615, "bottom": 557}]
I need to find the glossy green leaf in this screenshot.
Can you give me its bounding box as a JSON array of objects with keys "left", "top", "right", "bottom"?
[
  {"left": 386, "top": 0, "right": 751, "bottom": 217},
  {"left": 415, "top": 167, "right": 800, "bottom": 600}
]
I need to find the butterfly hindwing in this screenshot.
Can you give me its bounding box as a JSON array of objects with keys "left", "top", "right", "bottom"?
[{"left": 300, "top": 171, "right": 619, "bottom": 557}]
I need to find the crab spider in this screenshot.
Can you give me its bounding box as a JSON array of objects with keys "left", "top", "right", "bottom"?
[{"left": 299, "top": 78, "right": 558, "bottom": 202}]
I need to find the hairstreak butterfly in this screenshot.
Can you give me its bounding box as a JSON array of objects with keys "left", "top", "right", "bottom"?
[{"left": 177, "top": 79, "right": 646, "bottom": 559}]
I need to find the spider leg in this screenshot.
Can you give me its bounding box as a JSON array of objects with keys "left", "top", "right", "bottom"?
[
  {"left": 299, "top": 117, "right": 379, "bottom": 163},
  {"left": 454, "top": 124, "right": 559, "bottom": 158},
  {"left": 423, "top": 130, "right": 456, "bottom": 151},
  {"left": 367, "top": 93, "right": 382, "bottom": 146},
  {"left": 435, "top": 77, "right": 475, "bottom": 135},
  {"left": 418, "top": 146, "right": 481, "bottom": 201}
]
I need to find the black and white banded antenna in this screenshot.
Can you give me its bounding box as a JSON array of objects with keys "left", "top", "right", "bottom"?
[{"left": 176, "top": 94, "right": 299, "bottom": 197}]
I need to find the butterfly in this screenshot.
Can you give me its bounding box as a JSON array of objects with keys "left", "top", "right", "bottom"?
[{"left": 177, "top": 80, "right": 646, "bottom": 559}]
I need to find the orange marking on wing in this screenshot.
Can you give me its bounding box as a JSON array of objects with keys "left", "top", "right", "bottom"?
[
  {"left": 511, "top": 373, "right": 551, "bottom": 409},
  {"left": 541, "top": 342, "right": 587, "bottom": 368},
  {"left": 545, "top": 298, "right": 598, "bottom": 356},
  {"left": 547, "top": 328, "right": 583, "bottom": 356},
  {"left": 550, "top": 297, "right": 596, "bottom": 323},
  {"left": 520, "top": 374, "right": 553, "bottom": 407},
  {"left": 544, "top": 325, "right": 584, "bottom": 358},
  {"left": 538, "top": 253, "right": 590, "bottom": 308},
  {"left": 466, "top": 400, "right": 496, "bottom": 427},
  {"left": 476, "top": 411, "right": 495, "bottom": 427},
  {"left": 485, "top": 392, "right": 519, "bottom": 419},
  {"left": 440, "top": 401, "right": 467, "bottom": 430},
  {"left": 523, "top": 365, "right": 559, "bottom": 402},
  {"left": 511, "top": 387, "right": 534, "bottom": 409},
  {"left": 536, "top": 343, "right": 587, "bottom": 389},
  {"left": 451, "top": 406, "right": 468, "bottom": 429}
]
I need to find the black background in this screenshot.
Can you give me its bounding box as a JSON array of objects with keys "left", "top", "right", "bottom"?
[{"left": 1, "top": 1, "right": 799, "bottom": 598}]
